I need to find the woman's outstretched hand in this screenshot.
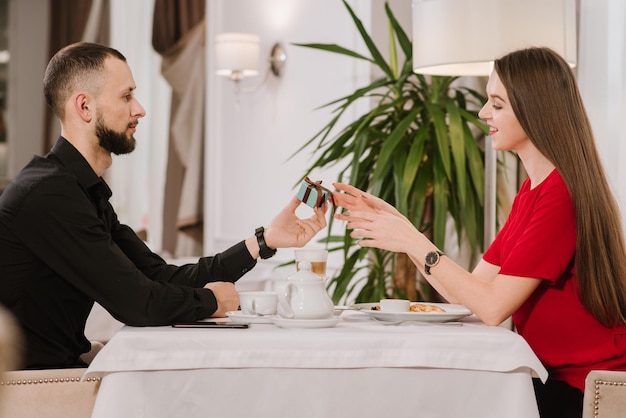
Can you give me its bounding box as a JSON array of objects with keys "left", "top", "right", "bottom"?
[
  {"left": 331, "top": 183, "right": 421, "bottom": 253},
  {"left": 331, "top": 182, "right": 403, "bottom": 219}
]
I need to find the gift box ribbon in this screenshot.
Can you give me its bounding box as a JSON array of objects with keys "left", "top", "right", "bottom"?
[{"left": 302, "top": 177, "right": 334, "bottom": 207}]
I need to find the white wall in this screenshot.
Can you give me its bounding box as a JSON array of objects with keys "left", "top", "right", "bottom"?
[
  {"left": 204, "top": 0, "right": 376, "bottom": 287},
  {"left": 578, "top": 0, "right": 626, "bottom": 228}
]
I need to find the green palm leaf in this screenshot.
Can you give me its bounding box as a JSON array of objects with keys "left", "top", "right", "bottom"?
[{"left": 294, "top": 1, "right": 487, "bottom": 303}]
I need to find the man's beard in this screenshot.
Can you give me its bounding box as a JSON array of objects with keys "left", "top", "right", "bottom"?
[{"left": 96, "top": 114, "right": 137, "bottom": 155}]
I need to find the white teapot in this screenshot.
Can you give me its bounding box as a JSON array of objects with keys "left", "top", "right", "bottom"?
[{"left": 277, "top": 261, "right": 334, "bottom": 319}]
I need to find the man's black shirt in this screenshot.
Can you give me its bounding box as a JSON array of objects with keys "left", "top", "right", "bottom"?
[{"left": 0, "top": 137, "right": 256, "bottom": 369}]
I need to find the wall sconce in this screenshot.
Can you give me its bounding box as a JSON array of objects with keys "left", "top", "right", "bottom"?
[
  {"left": 412, "top": 0, "right": 577, "bottom": 248},
  {"left": 215, "top": 33, "right": 260, "bottom": 81},
  {"left": 215, "top": 32, "right": 287, "bottom": 94}
]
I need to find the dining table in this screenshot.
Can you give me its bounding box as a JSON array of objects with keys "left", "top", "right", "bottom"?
[{"left": 84, "top": 309, "right": 547, "bottom": 418}]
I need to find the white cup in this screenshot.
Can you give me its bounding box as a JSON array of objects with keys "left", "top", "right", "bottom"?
[
  {"left": 239, "top": 291, "right": 278, "bottom": 316},
  {"left": 380, "top": 299, "right": 410, "bottom": 313},
  {"left": 294, "top": 249, "right": 328, "bottom": 277}
]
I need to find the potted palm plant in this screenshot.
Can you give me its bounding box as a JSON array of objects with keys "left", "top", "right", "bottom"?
[{"left": 294, "top": 0, "right": 488, "bottom": 303}]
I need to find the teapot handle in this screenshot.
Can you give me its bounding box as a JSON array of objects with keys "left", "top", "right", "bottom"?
[{"left": 277, "top": 282, "right": 296, "bottom": 319}]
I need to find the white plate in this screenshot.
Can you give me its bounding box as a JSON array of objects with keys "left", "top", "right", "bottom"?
[
  {"left": 272, "top": 316, "right": 341, "bottom": 329},
  {"left": 351, "top": 302, "right": 471, "bottom": 323},
  {"left": 226, "top": 311, "right": 277, "bottom": 324}
]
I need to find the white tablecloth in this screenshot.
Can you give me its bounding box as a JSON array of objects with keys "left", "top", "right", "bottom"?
[{"left": 86, "top": 312, "right": 547, "bottom": 418}]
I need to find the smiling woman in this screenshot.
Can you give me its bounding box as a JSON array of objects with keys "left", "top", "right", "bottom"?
[{"left": 331, "top": 46, "right": 626, "bottom": 418}]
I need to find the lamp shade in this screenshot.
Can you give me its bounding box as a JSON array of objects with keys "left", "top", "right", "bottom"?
[
  {"left": 412, "top": 0, "right": 577, "bottom": 76},
  {"left": 215, "top": 32, "right": 260, "bottom": 80}
]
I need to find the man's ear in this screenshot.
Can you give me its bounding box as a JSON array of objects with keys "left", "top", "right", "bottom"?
[{"left": 73, "top": 92, "right": 92, "bottom": 123}]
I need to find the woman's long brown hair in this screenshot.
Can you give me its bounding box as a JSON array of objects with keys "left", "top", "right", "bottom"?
[{"left": 495, "top": 47, "right": 626, "bottom": 327}]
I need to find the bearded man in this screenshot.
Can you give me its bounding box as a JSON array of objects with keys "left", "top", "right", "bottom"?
[{"left": 0, "top": 42, "right": 327, "bottom": 369}]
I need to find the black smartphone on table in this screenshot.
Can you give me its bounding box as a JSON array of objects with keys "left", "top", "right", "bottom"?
[{"left": 172, "top": 321, "right": 249, "bottom": 329}]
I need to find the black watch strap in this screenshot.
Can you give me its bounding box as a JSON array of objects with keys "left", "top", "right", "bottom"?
[{"left": 255, "top": 227, "right": 277, "bottom": 259}]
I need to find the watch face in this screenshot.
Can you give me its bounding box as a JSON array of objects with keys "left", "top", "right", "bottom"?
[{"left": 425, "top": 251, "right": 440, "bottom": 266}]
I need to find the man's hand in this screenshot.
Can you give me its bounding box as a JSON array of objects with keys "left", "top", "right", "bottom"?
[
  {"left": 263, "top": 197, "right": 328, "bottom": 249},
  {"left": 204, "top": 282, "right": 239, "bottom": 317}
]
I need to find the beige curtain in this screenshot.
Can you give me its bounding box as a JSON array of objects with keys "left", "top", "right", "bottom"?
[{"left": 152, "top": 0, "right": 205, "bottom": 257}]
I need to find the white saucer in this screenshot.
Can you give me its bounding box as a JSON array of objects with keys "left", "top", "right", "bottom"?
[
  {"left": 272, "top": 316, "right": 340, "bottom": 329},
  {"left": 226, "top": 311, "right": 277, "bottom": 324}
]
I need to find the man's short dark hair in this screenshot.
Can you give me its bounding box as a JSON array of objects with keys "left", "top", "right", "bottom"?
[{"left": 43, "top": 42, "right": 127, "bottom": 119}]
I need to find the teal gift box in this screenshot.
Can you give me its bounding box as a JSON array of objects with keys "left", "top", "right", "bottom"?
[{"left": 297, "top": 177, "right": 332, "bottom": 208}]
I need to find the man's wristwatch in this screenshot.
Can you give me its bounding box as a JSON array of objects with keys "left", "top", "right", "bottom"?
[
  {"left": 424, "top": 250, "right": 444, "bottom": 275},
  {"left": 255, "top": 227, "right": 277, "bottom": 259}
]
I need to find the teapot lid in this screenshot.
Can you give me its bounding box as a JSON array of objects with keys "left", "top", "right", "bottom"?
[{"left": 288, "top": 261, "right": 323, "bottom": 282}]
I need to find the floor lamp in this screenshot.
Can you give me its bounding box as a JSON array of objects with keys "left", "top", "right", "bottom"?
[{"left": 411, "top": 0, "right": 577, "bottom": 250}]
